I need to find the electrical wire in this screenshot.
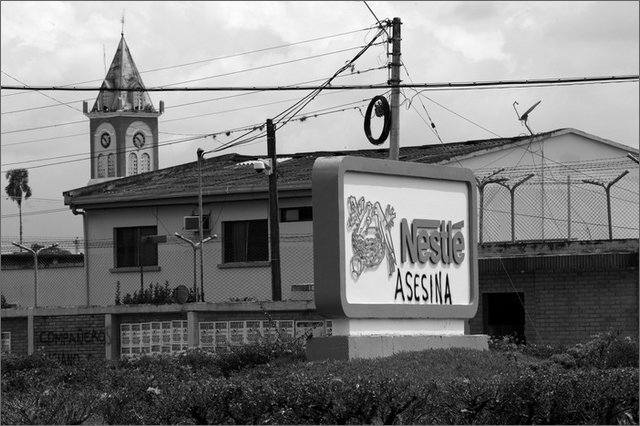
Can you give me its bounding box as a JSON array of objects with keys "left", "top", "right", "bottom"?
[
  {"left": 205, "top": 26, "right": 388, "bottom": 155},
  {"left": 0, "top": 67, "right": 385, "bottom": 138},
  {"left": 1, "top": 71, "right": 83, "bottom": 114},
  {"left": 0, "top": 25, "right": 378, "bottom": 98},
  {"left": 3, "top": 75, "right": 636, "bottom": 92},
  {"left": 0, "top": 100, "right": 371, "bottom": 172}
]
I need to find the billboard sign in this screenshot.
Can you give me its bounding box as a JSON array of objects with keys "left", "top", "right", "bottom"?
[{"left": 313, "top": 156, "right": 478, "bottom": 319}]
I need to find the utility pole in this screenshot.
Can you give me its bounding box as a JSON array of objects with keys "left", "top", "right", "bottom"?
[
  {"left": 389, "top": 17, "right": 402, "bottom": 160},
  {"left": 266, "top": 119, "right": 282, "bottom": 301},
  {"left": 197, "top": 148, "right": 205, "bottom": 301}
]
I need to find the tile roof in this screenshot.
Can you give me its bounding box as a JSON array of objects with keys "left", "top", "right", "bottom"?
[{"left": 62, "top": 129, "right": 571, "bottom": 207}]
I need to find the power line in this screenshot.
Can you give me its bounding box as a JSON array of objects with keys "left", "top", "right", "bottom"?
[
  {"left": 0, "top": 26, "right": 378, "bottom": 98},
  {"left": 206, "top": 26, "right": 389, "bottom": 155},
  {"left": 1, "top": 37, "right": 380, "bottom": 115},
  {"left": 3, "top": 75, "right": 635, "bottom": 136},
  {"left": 1, "top": 132, "right": 86, "bottom": 147},
  {"left": 0, "top": 67, "right": 386, "bottom": 137},
  {"left": 0, "top": 100, "right": 371, "bottom": 172},
  {"left": 1, "top": 71, "right": 84, "bottom": 114},
  {"left": 3, "top": 75, "right": 636, "bottom": 92},
  {"left": 159, "top": 45, "right": 380, "bottom": 88}
]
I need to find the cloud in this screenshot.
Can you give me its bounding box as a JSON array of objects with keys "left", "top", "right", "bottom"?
[{"left": 432, "top": 25, "right": 508, "bottom": 63}]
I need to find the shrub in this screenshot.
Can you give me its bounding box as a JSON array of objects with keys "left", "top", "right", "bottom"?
[
  {"left": 213, "top": 333, "right": 306, "bottom": 377},
  {"left": 1, "top": 382, "right": 101, "bottom": 425},
  {"left": 490, "top": 330, "right": 638, "bottom": 369},
  {"left": 117, "top": 281, "right": 197, "bottom": 305},
  {"left": 2, "top": 339, "right": 638, "bottom": 425},
  {"left": 571, "top": 330, "right": 639, "bottom": 369}
]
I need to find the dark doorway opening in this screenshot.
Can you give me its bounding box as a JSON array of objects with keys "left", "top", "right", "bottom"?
[{"left": 484, "top": 292, "right": 525, "bottom": 343}]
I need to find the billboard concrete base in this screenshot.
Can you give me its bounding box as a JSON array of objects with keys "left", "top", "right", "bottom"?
[{"left": 306, "top": 334, "right": 489, "bottom": 361}]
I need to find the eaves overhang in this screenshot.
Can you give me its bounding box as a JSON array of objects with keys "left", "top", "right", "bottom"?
[{"left": 64, "top": 182, "right": 313, "bottom": 210}]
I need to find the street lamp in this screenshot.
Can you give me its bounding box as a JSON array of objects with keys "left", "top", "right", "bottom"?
[
  {"left": 12, "top": 242, "right": 58, "bottom": 308},
  {"left": 175, "top": 233, "right": 216, "bottom": 301}
]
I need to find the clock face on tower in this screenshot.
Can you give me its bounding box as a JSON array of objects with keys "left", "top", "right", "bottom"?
[
  {"left": 133, "top": 132, "right": 146, "bottom": 148},
  {"left": 100, "top": 132, "right": 111, "bottom": 148}
]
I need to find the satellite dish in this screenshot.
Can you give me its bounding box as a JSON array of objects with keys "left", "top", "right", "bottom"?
[
  {"left": 173, "top": 285, "right": 190, "bottom": 304},
  {"left": 513, "top": 100, "right": 542, "bottom": 135},
  {"left": 520, "top": 100, "right": 541, "bottom": 122}
]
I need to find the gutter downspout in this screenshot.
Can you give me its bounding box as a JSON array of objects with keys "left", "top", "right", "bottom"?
[{"left": 72, "top": 208, "right": 90, "bottom": 307}]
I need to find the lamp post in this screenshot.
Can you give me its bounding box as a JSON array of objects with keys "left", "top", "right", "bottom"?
[
  {"left": 12, "top": 242, "right": 58, "bottom": 308},
  {"left": 175, "top": 233, "right": 215, "bottom": 301}
]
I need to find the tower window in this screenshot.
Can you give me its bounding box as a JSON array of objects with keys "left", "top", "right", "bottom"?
[
  {"left": 140, "top": 153, "right": 150, "bottom": 173},
  {"left": 107, "top": 153, "right": 116, "bottom": 177},
  {"left": 133, "top": 89, "right": 144, "bottom": 111},
  {"left": 128, "top": 153, "right": 138, "bottom": 175},
  {"left": 97, "top": 154, "right": 106, "bottom": 178}
]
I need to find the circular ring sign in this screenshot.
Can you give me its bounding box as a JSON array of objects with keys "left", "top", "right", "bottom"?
[{"left": 364, "top": 95, "right": 391, "bottom": 145}]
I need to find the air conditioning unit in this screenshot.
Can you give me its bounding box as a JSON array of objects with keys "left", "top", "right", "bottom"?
[{"left": 183, "top": 215, "right": 210, "bottom": 231}]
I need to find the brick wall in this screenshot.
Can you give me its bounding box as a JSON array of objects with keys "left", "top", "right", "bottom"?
[
  {"left": 469, "top": 252, "right": 638, "bottom": 346},
  {"left": 34, "top": 315, "right": 106, "bottom": 364},
  {"left": 1, "top": 317, "right": 28, "bottom": 356}
]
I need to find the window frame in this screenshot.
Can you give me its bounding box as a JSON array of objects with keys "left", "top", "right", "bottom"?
[
  {"left": 222, "top": 219, "right": 269, "bottom": 264},
  {"left": 113, "top": 226, "right": 159, "bottom": 269},
  {"left": 280, "top": 206, "right": 313, "bottom": 223}
]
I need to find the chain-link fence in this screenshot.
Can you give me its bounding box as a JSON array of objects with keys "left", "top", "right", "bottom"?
[
  {"left": 2, "top": 158, "right": 638, "bottom": 309},
  {"left": 1, "top": 234, "right": 316, "bottom": 309},
  {"left": 476, "top": 157, "right": 638, "bottom": 243}
]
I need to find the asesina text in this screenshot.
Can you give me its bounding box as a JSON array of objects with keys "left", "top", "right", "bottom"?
[{"left": 394, "top": 218, "right": 466, "bottom": 304}]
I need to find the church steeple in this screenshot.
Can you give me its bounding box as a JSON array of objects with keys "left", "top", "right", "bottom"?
[
  {"left": 90, "top": 35, "right": 156, "bottom": 114},
  {"left": 84, "top": 33, "right": 163, "bottom": 185}
]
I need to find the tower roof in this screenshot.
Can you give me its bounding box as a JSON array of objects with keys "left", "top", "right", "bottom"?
[{"left": 90, "top": 35, "right": 156, "bottom": 113}]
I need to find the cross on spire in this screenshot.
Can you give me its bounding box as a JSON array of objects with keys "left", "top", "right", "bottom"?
[{"left": 121, "top": 10, "right": 125, "bottom": 36}]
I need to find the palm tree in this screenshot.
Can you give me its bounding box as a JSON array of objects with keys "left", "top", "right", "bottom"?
[{"left": 5, "top": 168, "right": 32, "bottom": 246}]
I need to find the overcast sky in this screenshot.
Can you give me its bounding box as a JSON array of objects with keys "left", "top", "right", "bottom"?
[{"left": 1, "top": 1, "right": 638, "bottom": 243}]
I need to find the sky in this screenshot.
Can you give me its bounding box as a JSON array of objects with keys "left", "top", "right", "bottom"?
[{"left": 1, "top": 1, "right": 638, "bottom": 244}]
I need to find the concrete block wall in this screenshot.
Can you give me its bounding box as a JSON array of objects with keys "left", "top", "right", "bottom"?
[{"left": 0, "top": 301, "right": 317, "bottom": 362}]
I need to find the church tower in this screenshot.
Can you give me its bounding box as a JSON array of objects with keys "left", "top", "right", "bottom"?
[{"left": 84, "top": 32, "right": 163, "bottom": 185}]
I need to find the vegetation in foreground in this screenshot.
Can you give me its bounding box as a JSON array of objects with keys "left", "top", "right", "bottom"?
[{"left": 1, "top": 330, "right": 638, "bottom": 425}]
